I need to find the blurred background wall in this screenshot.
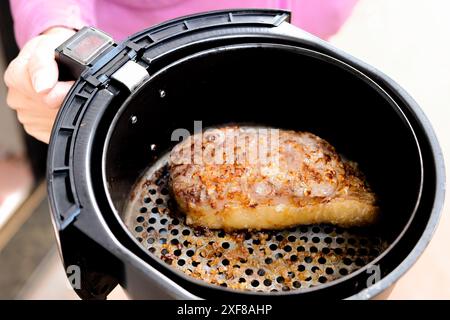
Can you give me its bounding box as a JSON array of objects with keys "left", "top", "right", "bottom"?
[{"left": 0, "top": 39, "right": 24, "bottom": 155}]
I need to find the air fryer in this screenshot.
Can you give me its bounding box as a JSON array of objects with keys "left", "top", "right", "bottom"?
[{"left": 47, "top": 9, "right": 445, "bottom": 300}]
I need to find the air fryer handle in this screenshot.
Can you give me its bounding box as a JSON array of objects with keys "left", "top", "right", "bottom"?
[{"left": 55, "top": 26, "right": 115, "bottom": 80}]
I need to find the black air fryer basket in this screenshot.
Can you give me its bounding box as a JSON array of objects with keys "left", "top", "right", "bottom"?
[{"left": 47, "top": 9, "right": 445, "bottom": 300}]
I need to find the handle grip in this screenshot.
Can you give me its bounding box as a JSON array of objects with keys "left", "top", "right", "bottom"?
[{"left": 55, "top": 26, "right": 115, "bottom": 80}]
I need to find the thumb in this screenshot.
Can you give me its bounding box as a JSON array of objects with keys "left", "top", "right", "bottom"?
[{"left": 28, "top": 38, "right": 59, "bottom": 94}]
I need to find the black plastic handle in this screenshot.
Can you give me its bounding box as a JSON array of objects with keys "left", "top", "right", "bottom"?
[{"left": 55, "top": 26, "right": 115, "bottom": 79}]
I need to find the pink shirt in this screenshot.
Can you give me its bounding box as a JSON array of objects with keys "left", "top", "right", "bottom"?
[{"left": 10, "top": 0, "right": 357, "bottom": 48}]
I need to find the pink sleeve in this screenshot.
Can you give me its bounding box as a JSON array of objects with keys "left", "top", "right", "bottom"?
[
  {"left": 291, "top": 0, "right": 358, "bottom": 39},
  {"left": 9, "top": 0, "right": 97, "bottom": 48}
]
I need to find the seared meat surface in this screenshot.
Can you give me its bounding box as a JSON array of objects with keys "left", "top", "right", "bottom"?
[{"left": 169, "top": 127, "right": 378, "bottom": 230}]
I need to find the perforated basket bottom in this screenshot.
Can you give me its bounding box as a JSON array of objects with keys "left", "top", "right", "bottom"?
[{"left": 123, "top": 159, "right": 388, "bottom": 292}]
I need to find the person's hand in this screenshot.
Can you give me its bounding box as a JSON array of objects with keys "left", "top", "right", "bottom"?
[{"left": 4, "top": 27, "right": 76, "bottom": 143}]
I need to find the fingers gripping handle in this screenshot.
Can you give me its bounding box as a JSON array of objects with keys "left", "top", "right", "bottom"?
[{"left": 55, "top": 27, "right": 115, "bottom": 80}]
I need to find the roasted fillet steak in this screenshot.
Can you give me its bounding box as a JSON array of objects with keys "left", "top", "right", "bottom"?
[{"left": 169, "top": 127, "right": 378, "bottom": 230}]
